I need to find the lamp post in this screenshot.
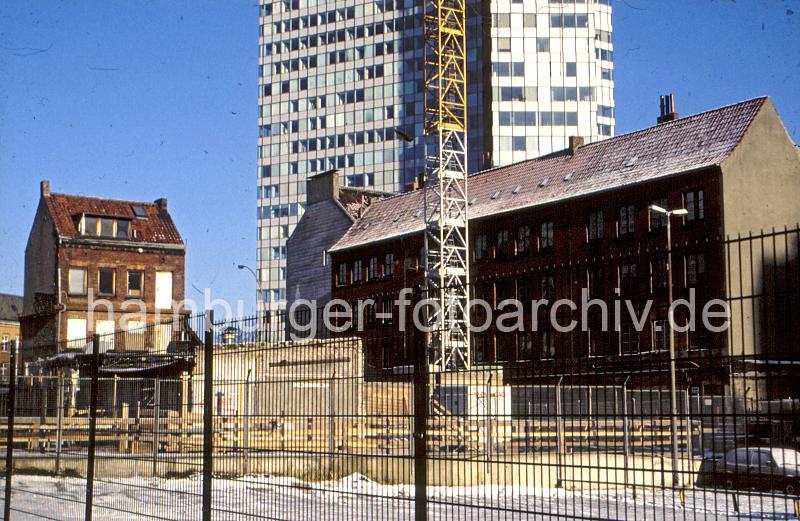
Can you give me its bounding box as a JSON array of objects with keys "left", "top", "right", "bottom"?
[
  {"left": 649, "top": 204, "right": 688, "bottom": 486},
  {"left": 237, "top": 264, "right": 260, "bottom": 341}
]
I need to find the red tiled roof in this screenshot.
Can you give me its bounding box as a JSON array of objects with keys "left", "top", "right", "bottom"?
[
  {"left": 331, "top": 97, "right": 768, "bottom": 252},
  {"left": 45, "top": 193, "right": 183, "bottom": 245}
]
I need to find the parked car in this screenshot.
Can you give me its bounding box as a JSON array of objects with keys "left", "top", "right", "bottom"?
[{"left": 696, "top": 447, "right": 800, "bottom": 495}]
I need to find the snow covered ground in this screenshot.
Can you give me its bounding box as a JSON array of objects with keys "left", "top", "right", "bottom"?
[{"left": 2, "top": 473, "right": 797, "bottom": 520}]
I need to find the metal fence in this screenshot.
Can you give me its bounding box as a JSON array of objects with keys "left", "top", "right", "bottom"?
[{"left": 2, "top": 228, "right": 800, "bottom": 520}]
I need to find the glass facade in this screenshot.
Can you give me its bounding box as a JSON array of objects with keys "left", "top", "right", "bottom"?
[{"left": 257, "top": 0, "right": 614, "bottom": 309}]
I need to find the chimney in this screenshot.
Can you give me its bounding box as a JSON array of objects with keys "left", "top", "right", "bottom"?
[
  {"left": 307, "top": 169, "right": 340, "bottom": 204},
  {"left": 657, "top": 93, "right": 679, "bottom": 124},
  {"left": 568, "top": 136, "right": 584, "bottom": 154},
  {"left": 154, "top": 198, "right": 168, "bottom": 211},
  {"left": 404, "top": 172, "right": 426, "bottom": 193},
  {"left": 40, "top": 180, "right": 50, "bottom": 198}
]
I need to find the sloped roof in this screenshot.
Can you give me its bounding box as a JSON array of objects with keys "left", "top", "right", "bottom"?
[
  {"left": 45, "top": 193, "right": 183, "bottom": 245},
  {"left": 331, "top": 97, "right": 767, "bottom": 252},
  {"left": 0, "top": 294, "right": 23, "bottom": 323}
]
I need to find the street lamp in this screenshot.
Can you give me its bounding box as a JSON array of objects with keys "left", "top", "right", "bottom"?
[
  {"left": 237, "top": 264, "right": 262, "bottom": 341},
  {"left": 648, "top": 204, "right": 688, "bottom": 486}
]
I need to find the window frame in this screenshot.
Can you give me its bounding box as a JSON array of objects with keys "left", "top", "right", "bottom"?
[
  {"left": 68, "top": 268, "right": 87, "bottom": 296},
  {"left": 588, "top": 211, "right": 603, "bottom": 241},
  {"left": 539, "top": 221, "right": 554, "bottom": 250},
  {"left": 127, "top": 270, "right": 144, "bottom": 298},
  {"left": 98, "top": 268, "right": 116, "bottom": 296},
  {"left": 618, "top": 205, "right": 636, "bottom": 236}
]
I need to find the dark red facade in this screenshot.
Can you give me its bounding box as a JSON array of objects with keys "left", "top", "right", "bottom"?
[{"left": 331, "top": 168, "right": 728, "bottom": 389}]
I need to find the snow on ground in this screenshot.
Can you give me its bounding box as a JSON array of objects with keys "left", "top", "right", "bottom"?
[{"left": 1, "top": 473, "right": 797, "bottom": 520}]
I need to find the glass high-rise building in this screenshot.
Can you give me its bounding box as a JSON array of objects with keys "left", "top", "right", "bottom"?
[{"left": 257, "top": 0, "right": 614, "bottom": 309}]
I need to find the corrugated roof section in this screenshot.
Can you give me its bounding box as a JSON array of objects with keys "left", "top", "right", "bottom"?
[
  {"left": 330, "top": 97, "right": 767, "bottom": 252},
  {"left": 45, "top": 193, "right": 183, "bottom": 245}
]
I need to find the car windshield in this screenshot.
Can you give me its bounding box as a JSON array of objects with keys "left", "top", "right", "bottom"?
[{"left": 771, "top": 449, "right": 800, "bottom": 467}]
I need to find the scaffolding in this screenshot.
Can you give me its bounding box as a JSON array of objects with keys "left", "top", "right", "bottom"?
[{"left": 423, "top": 0, "right": 470, "bottom": 370}]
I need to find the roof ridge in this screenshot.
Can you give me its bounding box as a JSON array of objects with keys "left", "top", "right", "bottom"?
[
  {"left": 49, "top": 192, "right": 160, "bottom": 207},
  {"left": 356, "top": 97, "right": 768, "bottom": 214},
  {"left": 584, "top": 95, "right": 768, "bottom": 145},
  {"left": 330, "top": 97, "right": 770, "bottom": 253}
]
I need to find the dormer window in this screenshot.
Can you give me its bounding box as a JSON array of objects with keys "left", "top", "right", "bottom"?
[{"left": 79, "top": 214, "right": 132, "bottom": 238}]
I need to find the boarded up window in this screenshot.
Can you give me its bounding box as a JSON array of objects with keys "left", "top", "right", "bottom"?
[{"left": 155, "top": 271, "right": 173, "bottom": 309}]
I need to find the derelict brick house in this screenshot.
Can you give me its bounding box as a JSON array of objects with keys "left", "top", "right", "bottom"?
[
  {"left": 21, "top": 180, "right": 189, "bottom": 368},
  {"left": 317, "top": 97, "right": 800, "bottom": 394}
]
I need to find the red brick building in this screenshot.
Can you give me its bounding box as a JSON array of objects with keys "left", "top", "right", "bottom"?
[
  {"left": 21, "top": 181, "right": 188, "bottom": 365},
  {"left": 319, "top": 98, "right": 800, "bottom": 391}
]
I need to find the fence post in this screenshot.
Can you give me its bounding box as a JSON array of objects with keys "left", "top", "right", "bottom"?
[
  {"left": 684, "top": 388, "right": 693, "bottom": 463},
  {"left": 55, "top": 372, "right": 64, "bottom": 474},
  {"left": 4, "top": 341, "right": 17, "bottom": 521},
  {"left": 244, "top": 368, "right": 251, "bottom": 476},
  {"left": 555, "top": 376, "right": 564, "bottom": 488},
  {"left": 485, "top": 374, "right": 493, "bottom": 459},
  {"left": 328, "top": 370, "right": 335, "bottom": 464},
  {"left": 202, "top": 311, "right": 214, "bottom": 521},
  {"left": 85, "top": 334, "right": 100, "bottom": 521},
  {"left": 152, "top": 377, "right": 161, "bottom": 479},
  {"left": 622, "top": 378, "right": 630, "bottom": 495},
  {"left": 413, "top": 332, "right": 428, "bottom": 521}
]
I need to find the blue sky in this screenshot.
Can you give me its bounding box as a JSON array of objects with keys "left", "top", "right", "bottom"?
[{"left": 1, "top": 1, "right": 798, "bottom": 313}]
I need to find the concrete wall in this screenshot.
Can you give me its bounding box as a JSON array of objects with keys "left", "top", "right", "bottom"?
[{"left": 193, "top": 337, "right": 364, "bottom": 418}]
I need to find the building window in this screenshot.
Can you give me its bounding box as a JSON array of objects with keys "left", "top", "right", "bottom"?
[
  {"left": 66, "top": 318, "right": 87, "bottom": 349},
  {"left": 98, "top": 268, "right": 115, "bottom": 296},
  {"left": 127, "top": 271, "right": 144, "bottom": 297},
  {"left": 337, "top": 263, "right": 348, "bottom": 286},
  {"left": 621, "top": 322, "right": 640, "bottom": 354},
  {"left": 80, "top": 216, "right": 131, "bottom": 238},
  {"left": 619, "top": 205, "right": 635, "bottom": 235},
  {"left": 539, "top": 222, "right": 554, "bottom": 250},
  {"left": 368, "top": 256, "right": 379, "bottom": 280},
  {"left": 496, "top": 229, "right": 510, "bottom": 257},
  {"left": 474, "top": 234, "right": 489, "bottom": 261},
  {"left": 588, "top": 211, "right": 603, "bottom": 240},
  {"left": 620, "top": 262, "right": 637, "bottom": 295},
  {"left": 517, "top": 225, "right": 531, "bottom": 255},
  {"left": 685, "top": 253, "right": 706, "bottom": 286},
  {"left": 587, "top": 267, "right": 604, "bottom": 298},
  {"left": 353, "top": 260, "right": 363, "bottom": 282},
  {"left": 650, "top": 198, "right": 668, "bottom": 230},
  {"left": 518, "top": 333, "right": 533, "bottom": 361},
  {"left": 384, "top": 253, "right": 395, "bottom": 277},
  {"left": 541, "top": 275, "right": 555, "bottom": 300},
  {"left": 381, "top": 299, "right": 393, "bottom": 325},
  {"left": 536, "top": 37, "right": 550, "bottom": 52},
  {"left": 116, "top": 220, "right": 130, "bottom": 238},
  {"left": 95, "top": 319, "right": 115, "bottom": 353},
  {"left": 565, "top": 62, "right": 577, "bottom": 77},
  {"left": 684, "top": 190, "right": 704, "bottom": 221},
  {"left": 652, "top": 320, "right": 668, "bottom": 351},
  {"left": 541, "top": 331, "right": 555, "bottom": 359},
  {"left": 473, "top": 335, "right": 487, "bottom": 363},
  {"left": 68, "top": 268, "right": 86, "bottom": 295},
  {"left": 155, "top": 271, "right": 173, "bottom": 309},
  {"left": 650, "top": 257, "right": 668, "bottom": 292}
]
